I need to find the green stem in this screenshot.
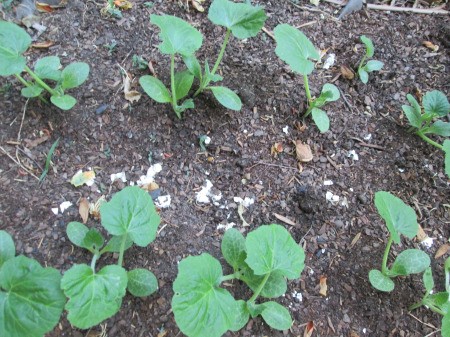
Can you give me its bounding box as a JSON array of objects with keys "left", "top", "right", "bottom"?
[
  {"left": 358, "top": 55, "right": 366, "bottom": 72},
  {"left": 302, "top": 74, "right": 314, "bottom": 118},
  {"left": 24, "top": 66, "right": 58, "bottom": 96},
  {"left": 381, "top": 236, "right": 393, "bottom": 275},
  {"left": 14, "top": 74, "right": 48, "bottom": 104},
  {"left": 221, "top": 273, "right": 237, "bottom": 282},
  {"left": 91, "top": 253, "right": 99, "bottom": 272},
  {"left": 170, "top": 54, "right": 179, "bottom": 117},
  {"left": 416, "top": 131, "right": 444, "bottom": 150},
  {"left": 408, "top": 298, "right": 426, "bottom": 311},
  {"left": 117, "top": 235, "right": 127, "bottom": 267},
  {"left": 248, "top": 273, "right": 270, "bottom": 303}
]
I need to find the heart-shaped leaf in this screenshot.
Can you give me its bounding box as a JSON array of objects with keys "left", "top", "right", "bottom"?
[
  {"left": 274, "top": 24, "right": 320, "bottom": 76},
  {"left": 172, "top": 253, "right": 240, "bottom": 337},
  {"left": 151, "top": 14, "right": 203, "bottom": 56},
  {"left": 311, "top": 108, "right": 330, "bottom": 133},
  {"left": 100, "top": 186, "right": 160, "bottom": 247},
  {"left": 50, "top": 94, "right": 77, "bottom": 110},
  {"left": 321, "top": 83, "right": 340, "bottom": 102},
  {"left": 127, "top": 268, "right": 158, "bottom": 297},
  {"left": 139, "top": 75, "right": 172, "bottom": 103},
  {"left": 61, "top": 264, "right": 128, "bottom": 329},
  {"left": 210, "top": 86, "right": 242, "bottom": 111},
  {"left": 208, "top": 0, "right": 267, "bottom": 39},
  {"left": 390, "top": 249, "right": 430, "bottom": 276},
  {"left": 34, "top": 56, "right": 62, "bottom": 81},
  {"left": 423, "top": 90, "right": 450, "bottom": 117},
  {"left": 0, "top": 230, "right": 15, "bottom": 268},
  {"left": 260, "top": 301, "right": 292, "bottom": 330},
  {"left": 245, "top": 224, "right": 305, "bottom": 279},
  {"left": 374, "top": 191, "right": 418, "bottom": 244},
  {"left": 368, "top": 269, "right": 395, "bottom": 292},
  {"left": 361, "top": 35, "right": 374, "bottom": 58},
  {"left": 0, "top": 256, "right": 65, "bottom": 337},
  {"left": 221, "top": 228, "right": 246, "bottom": 271},
  {"left": 365, "top": 60, "right": 384, "bottom": 72},
  {"left": 174, "top": 70, "right": 194, "bottom": 101},
  {"left": 0, "top": 21, "right": 31, "bottom": 76},
  {"left": 61, "top": 62, "right": 90, "bottom": 90}
]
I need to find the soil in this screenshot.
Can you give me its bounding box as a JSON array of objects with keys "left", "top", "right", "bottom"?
[{"left": 0, "top": 0, "right": 449, "bottom": 336}]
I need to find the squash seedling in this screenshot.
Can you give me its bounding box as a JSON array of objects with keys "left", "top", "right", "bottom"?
[
  {"left": 402, "top": 90, "right": 450, "bottom": 177},
  {"left": 273, "top": 24, "right": 340, "bottom": 133},
  {"left": 0, "top": 230, "right": 65, "bottom": 337},
  {"left": 182, "top": 0, "right": 266, "bottom": 111},
  {"left": 357, "top": 35, "right": 384, "bottom": 84},
  {"left": 369, "top": 191, "right": 430, "bottom": 292},
  {"left": 139, "top": 15, "right": 202, "bottom": 118},
  {"left": 61, "top": 186, "right": 160, "bottom": 329},
  {"left": 409, "top": 257, "right": 450, "bottom": 337},
  {"left": 0, "top": 20, "right": 90, "bottom": 110},
  {"left": 172, "top": 224, "right": 305, "bottom": 337}
]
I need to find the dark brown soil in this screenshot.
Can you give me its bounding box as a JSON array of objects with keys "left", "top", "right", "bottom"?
[{"left": 0, "top": 0, "right": 449, "bottom": 336}]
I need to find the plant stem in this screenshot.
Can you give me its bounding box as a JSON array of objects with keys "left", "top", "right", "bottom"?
[
  {"left": 91, "top": 253, "right": 99, "bottom": 272},
  {"left": 302, "top": 74, "right": 314, "bottom": 118},
  {"left": 358, "top": 55, "right": 366, "bottom": 72},
  {"left": 416, "top": 131, "right": 444, "bottom": 150},
  {"left": 24, "top": 66, "right": 58, "bottom": 96},
  {"left": 381, "top": 236, "right": 393, "bottom": 275},
  {"left": 117, "top": 235, "right": 127, "bottom": 267},
  {"left": 14, "top": 74, "right": 49, "bottom": 104},
  {"left": 170, "top": 54, "right": 179, "bottom": 117},
  {"left": 221, "top": 273, "right": 237, "bottom": 282},
  {"left": 248, "top": 273, "right": 270, "bottom": 303}
]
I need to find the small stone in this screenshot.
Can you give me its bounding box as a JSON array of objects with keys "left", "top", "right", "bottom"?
[
  {"left": 357, "top": 193, "right": 368, "bottom": 204},
  {"left": 343, "top": 313, "right": 351, "bottom": 323}
]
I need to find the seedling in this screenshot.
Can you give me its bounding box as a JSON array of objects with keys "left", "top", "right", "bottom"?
[
  {"left": 61, "top": 186, "right": 160, "bottom": 329},
  {"left": 402, "top": 90, "right": 450, "bottom": 177},
  {"left": 409, "top": 257, "right": 450, "bottom": 337},
  {"left": 132, "top": 54, "right": 148, "bottom": 70},
  {"left": 274, "top": 24, "right": 340, "bottom": 133},
  {"left": 172, "top": 224, "right": 305, "bottom": 337},
  {"left": 0, "top": 230, "right": 65, "bottom": 337},
  {"left": 101, "top": 0, "right": 123, "bottom": 18},
  {"left": 139, "top": 15, "right": 202, "bottom": 118},
  {"left": 184, "top": 0, "right": 266, "bottom": 110},
  {"left": 369, "top": 191, "right": 430, "bottom": 292},
  {"left": 357, "top": 35, "right": 384, "bottom": 84},
  {"left": 104, "top": 40, "right": 118, "bottom": 55},
  {"left": 39, "top": 138, "right": 59, "bottom": 183},
  {"left": 0, "top": 21, "right": 90, "bottom": 110}
]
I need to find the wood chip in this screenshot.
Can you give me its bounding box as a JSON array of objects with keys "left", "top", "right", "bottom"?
[
  {"left": 273, "top": 213, "right": 298, "bottom": 227},
  {"left": 79, "top": 198, "right": 90, "bottom": 224},
  {"left": 435, "top": 243, "right": 449, "bottom": 259},
  {"left": 295, "top": 140, "right": 313, "bottom": 162}
]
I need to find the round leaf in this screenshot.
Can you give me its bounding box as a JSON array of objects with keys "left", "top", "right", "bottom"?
[
  {"left": 172, "top": 253, "right": 239, "bottom": 337},
  {"left": 61, "top": 62, "right": 90, "bottom": 89},
  {"left": 210, "top": 86, "right": 242, "bottom": 111},
  {"left": 390, "top": 249, "right": 430, "bottom": 276},
  {"left": 365, "top": 60, "right": 384, "bottom": 72},
  {"left": 100, "top": 186, "right": 160, "bottom": 247},
  {"left": 34, "top": 56, "right": 62, "bottom": 81},
  {"left": 0, "top": 21, "right": 31, "bottom": 76},
  {"left": 66, "top": 221, "right": 89, "bottom": 248},
  {"left": 61, "top": 264, "right": 128, "bottom": 329},
  {"left": 274, "top": 24, "right": 320, "bottom": 76},
  {"left": 360, "top": 35, "right": 374, "bottom": 58},
  {"left": 423, "top": 90, "right": 450, "bottom": 117},
  {"left": 260, "top": 301, "right": 292, "bottom": 330},
  {"left": 374, "top": 191, "right": 418, "bottom": 244},
  {"left": 21, "top": 84, "right": 44, "bottom": 98},
  {"left": 0, "top": 230, "right": 15, "bottom": 268},
  {"left": 358, "top": 67, "right": 369, "bottom": 84},
  {"left": 221, "top": 228, "right": 246, "bottom": 271},
  {"left": 127, "top": 268, "right": 158, "bottom": 297},
  {"left": 208, "top": 0, "right": 267, "bottom": 39},
  {"left": 151, "top": 14, "right": 203, "bottom": 56},
  {"left": 50, "top": 94, "right": 77, "bottom": 110},
  {"left": 321, "top": 83, "right": 340, "bottom": 102},
  {"left": 245, "top": 224, "right": 305, "bottom": 279},
  {"left": 0, "top": 256, "right": 65, "bottom": 337},
  {"left": 311, "top": 108, "right": 330, "bottom": 133},
  {"left": 368, "top": 269, "right": 395, "bottom": 292},
  {"left": 139, "top": 75, "right": 172, "bottom": 103}
]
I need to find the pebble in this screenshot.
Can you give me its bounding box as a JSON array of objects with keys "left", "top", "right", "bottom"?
[{"left": 357, "top": 193, "right": 368, "bottom": 204}]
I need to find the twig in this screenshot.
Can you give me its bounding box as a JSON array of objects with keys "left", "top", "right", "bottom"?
[
  {"left": 262, "top": 26, "right": 275, "bottom": 40},
  {"left": 296, "top": 20, "right": 318, "bottom": 28},
  {"left": 246, "top": 161, "right": 299, "bottom": 171},
  {"left": 0, "top": 146, "right": 40, "bottom": 180},
  {"left": 407, "top": 312, "right": 438, "bottom": 330},
  {"left": 350, "top": 137, "right": 385, "bottom": 150},
  {"left": 337, "top": 87, "right": 354, "bottom": 112},
  {"left": 17, "top": 98, "right": 29, "bottom": 142},
  {"left": 367, "top": 3, "right": 448, "bottom": 15},
  {"left": 287, "top": 0, "right": 339, "bottom": 20}
]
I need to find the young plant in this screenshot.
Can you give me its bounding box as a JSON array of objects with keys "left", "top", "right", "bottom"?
[
  {"left": 409, "top": 257, "right": 450, "bottom": 337},
  {"left": 274, "top": 24, "right": 340, "bottom": 133},
  {"left": 0, "top": 230, "right": 65, "bottom": 337},
  {"left": 402, "top": 90, "right": 450, "bottom": 177},
  {"left": 0, "top": 20, "right": 90, "bottom": 110},
  {"left": 139, "top": 15, "right": 202, "bottom": 118},
  {"left": 61, "top": 186, "right": 160, "bottom": 329},
  {"left": 172, "top": 224, "right": 305, "bottom": 337},
  {"left": 182, "top": 0, "right": 266, "bottom": 110},
  {"left": 369, "top": 191, "right": 430, "bottom": 292},
  {"left": 357, "top": 35, "right": 384, "bottom": 84}
]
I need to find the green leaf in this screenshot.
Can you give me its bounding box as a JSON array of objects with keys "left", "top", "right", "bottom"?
[
  {"left": 444, "top": 140, "right": 450, "bottom": 177},
  {"left": 0, "top": 256, "right": 65, "bottom": 337},
  {"left": 406, "top": 94, "right": 422, "bottom": 116},
  {"left": 127, "top": 268, "right": 158, "bottom": 297},
  {"left": 274, "top": 24, "right": 320, "bottom": 76},
  {"left": 240, "top": 265, "right": 287, "bottom": 298},
  {"left": 368, "top": 269, "right": 395, "bottom": 292},
  {"left": 34, "top": 56, "right": 62, "bottom": 81},
  {"left": 402, "top": 104, "right": 422, "bottom": 129},
  {"left": 374, "top": 191, "right": 418, "bottom": 244},
  {"left": 221, "top": 228, "right": 246, "bottom": 271},
  {"left": 422, "top": 267, "right": 434, "bottom": 294},
  {"left": 61, "top": 264, "right": 128, "bottom": 329},
  {"left": 423, "top": 90, "right": 450, "bottom": 117},
  {"left": 60, "top": 62, "right": 90, "bottom": 89},
  {"left": 0, "top": 21, "right": 31, "bottom": 76},
  {"left": 247, "top": 301, "right": 264, "bottom": 318},
  {"left": 208, "top": 0, "right": 267, "bottom": 39},
  {"left": 151, "top": 14, "right": 203, "bottom": 56},
  {"left": 358, "top": 67, "right": 369, "bottom": 84},
  {"left": 365, "top": 60, "right": 384, "bottom": 72},
  {"left": 390, "top": 249, "right": 430, "bottom": 276},
  {"left": 100, "top": 186, "right": 160, "bottom": 247},
  {"left": 182, "top": 54, "right": 202, "bottom": 80},
  {"left": 174, "top": 99, "right": 195, "bottom": 118},
  {"left": 21, "top": 84, "right": 44, "bottom": 98},
  {"left": 82, "top": 229, "right": 104, "bottom": 252},
  {"left": 172, "top": 253, "right": 239, "bottom": 337},
  {"left": 139, "top": 75, "right": 172, "bottom": 103},
  {"left": 102, "top": 234, "right": 134, "bottom": 253},
  {"left": 245, "top": 224, "right": 305, "bottom": 279},
  {"left": 229, "top": 300, "right": 249, "bottom": 332},
  {"left": 66, "top": 221, "right": 89, "bottom": 248},
  {"left": 321, "top": 83, "right": 340, "bottom": 102},
  {"left": 443, "top": 312, "right": 450, "bottom": 337},
  {"left": 361, "top": 35, "right": 374, "bottom": 58},
  {"left": 311, "top": 108, "right": 330, "bottom": 133},
  {"left": 0, "top": 230, "right": 15, "bottom": 269},
  {"left": 260, "top": 301, "right": 292, "bottom": 330},
  {"left": 210, "top": 86, "right": 242, "bottom": 111},
  {"left": 425, "top": 292, "right": 449, "bottom": 308},
  {"left": 425, "top": 120, "right": 450, "bottom": 137},
  {"left": 174, "top": 70, "right": 194, "bottom": 101},
  {"left": 50, "top": 94, "right": 77, "bottom": 110}
]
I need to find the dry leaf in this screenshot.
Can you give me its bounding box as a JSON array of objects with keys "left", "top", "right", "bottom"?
[
  {"left": 31, "top": 41, "right": 55, "bottom": 49},
  {"left": 157, "top": 329, "right": 168, "bottom": 337},
  {"left": 435, "top": 243, "right": 449, "bottom": 259},
  {"left": 273, "top": 213, "right": 298, "bottom": 227},
  {"left": 79, "top": 198, "right": 89, "bottom": 224},
  {"left": 295, "top": 140, "right": 313, "bottom": 162},
  {"left": 349, "top": 331, "right": 360, "bottom": 337},
  {"left": 123, "top": 75, "right": 141, "bottom": 103},
  {"left": 37, "top": 0, "right": 67, "bottom": 8},
  {"left": 416, "top": 224, "right": 428, "bottom": 242},
  {"left": 423, "top": 41, "right": 439, "bottom": 52},
  {"left": 340, "top": 65, "right": 355, "bottom": 80},
  {"left": 89, "top": 196, "right": 106, "bottom": 220},
  {"left": 270, "top": 142, "right": 283, "bottom": 156},
  {"left": 24, "top": 135, "right": 49, "bottom": 149},
  {"left": 191, "top": 0, "right": 205, "bottom": 11},
  {"left": 295, "top": 121, "right": 307, "bottom": 132},
  {"left": 71, "top": 170, "right": 96, "bottom": 187},
  {"left": 303, "top": 321, "right": 314, "bottom": 337},
  {"left": 238, "top": 204, "right": 250, "bottom": 227},
  {"left": 114, "top": 0, "right": 133, "bottom": 9},
  {"left": 36, "top": 3, "right": 54, "bottom": 12},
  {"left": 319, "top": 276, "right": 328, "bottom": 297},
  {"left": 349, "top": 232, "right": 361, "bottom": 249}
]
